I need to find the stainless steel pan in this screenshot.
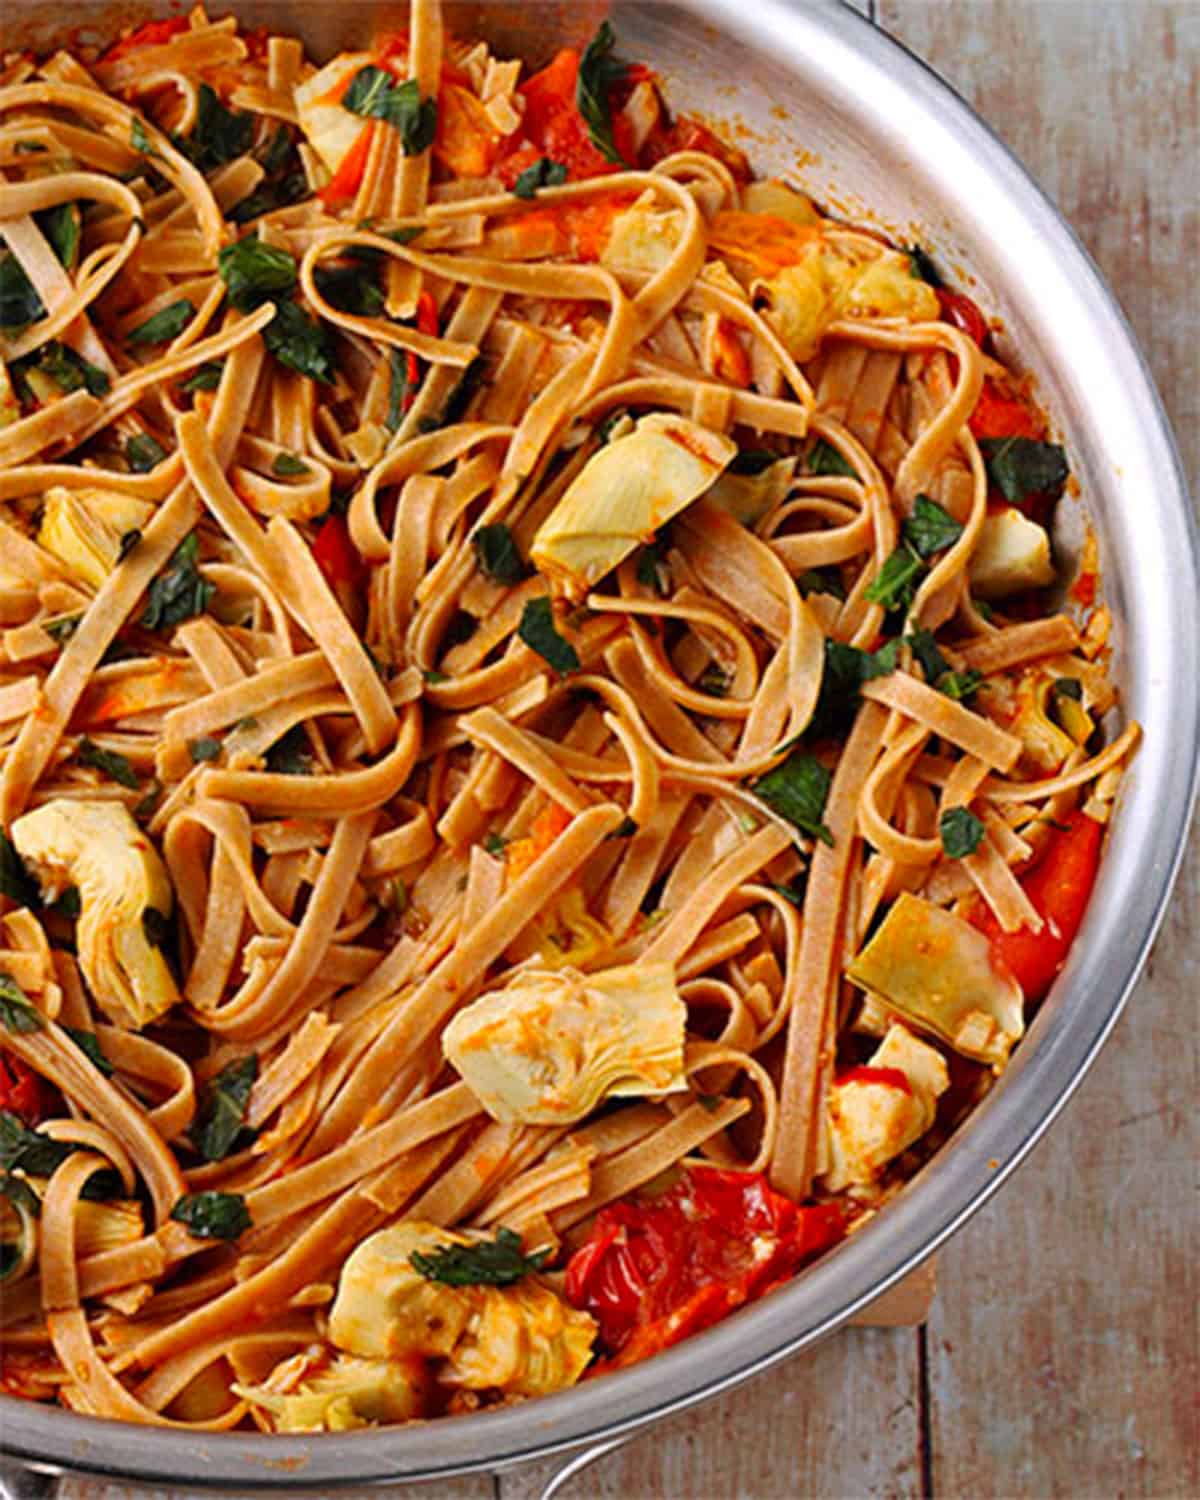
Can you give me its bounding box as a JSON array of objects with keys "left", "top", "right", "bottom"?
[{"left": 1, "top": 1, "right": 1195, "bottom": 1492}]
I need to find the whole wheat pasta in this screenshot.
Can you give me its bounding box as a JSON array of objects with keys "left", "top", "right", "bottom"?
[{"left": 0, "top": 0, "right": 1136, "bottom": 1428}]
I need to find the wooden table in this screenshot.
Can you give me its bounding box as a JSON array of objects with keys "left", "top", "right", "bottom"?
[{"left": 46, "top": 4, "right": 1196, "bottom": 1498}]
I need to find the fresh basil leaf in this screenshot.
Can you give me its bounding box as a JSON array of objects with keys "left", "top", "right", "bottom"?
[
  {"left": 806, "top": 437, "right": 855, "bottom": 478},
  {"left": 264, "top": 726, "right": 313, "bottom": 775},
  {"left": 187, "top": 737, "right": 220, "bottom": 763},
  {"left": 438, "top": 356, "right": 485, "bottom": 427},
  {"left": 512, "top": 156, "right": 568, "bottom": 199},
  {"left": 938, "top": 669, "right": 982, "bottom": 702},
  {"left": 65, "top": 1028, "right": 113, "bottom": 1077},
  {"left": 979, "top": 437, "right": 1070, "bottom": 504},
  {"left": 179, "top": 83, "right": 253, "bottom": 171},
  {"left": 0, "top": 836, "right": 37, "bottom": 910},
  {"left": 130, "top": 118, "right": 159, "bottom": 157},
  {"left": 636, "top": 534, "right": 671, "bottom": 595},
  {"left": 422, "top": 668, "right": 449, "bottom": 685},
  {"left": 0, "top": 255, "right": 45, "bottom": 332},
  {"left": 191, "top": 1054, "right": 257, "bottom": 1162},
  {"left": 342, "top": 67, "right": 437, "bottom": 155},
  {"left": 482, "top": 833, "right": 507, "bottom": 857},
  {"left": 906, "top": 243, "right": 943, "bottom": 287},
  {"left": 313, "top": 262, "right": 385, "bottom": 318},
  {"left": 796, "top": 568, "right": 846, "bottom": 602},
  {"left": 518, "top": 597, "right": 580, "bottom": 676},
  {"left": 77, "top": 738, "right": 139, "bottom": 790},
  {"left": 127, "top": 300, "right": 193, "bottom": 345},
  {"left": 904, "top": 627, "right": 950, "bottom": 684},
  {"left": 753, "top": 752, "right": 834, "bottom": 845},
  {"left": 0, "top": 974, "right": 42, "bottom": 1034},
  {"left": 576, "top": 21, "right": 630, "bottom": 166},
  {"left": 262, "top": 299, "right": 335, "bottom": 384},
  {"left": 864, "top": 546, "right": 924, "bottom": 613},
  {"left": 14, "top": 341, "right": 110, "bottom": 398},
  {"left": 35, "top": 202, "right": 81, "bottom": 272},
  {"left": 410, "top": 1226, "right": 550, "bottom": 1287},
  {"left": 471, "top": 523, "right": 529, "bottom": 586},
  {"left": 728, "top": 448, "right": 780, "bottom": 476},
  {"left": 903, "top": 495, "right": 964, "bottom": 558},
  {"left": 217, "top": 234, "right": 297, "bottom": 312},
  {"left": 0, "top": 1171, "right": 41, "bottom": 1217},
  {"left": 808, "top": 638, "right": 898, "bottom": 741},
  {"left": 1052, "top": 676, "right": 1083, "bottom": 703},
  {"left": 271, "top": 451, "right": 310, "bottom": 477},
  {"left": 43, "top": 615, "right": 81, "bottom": 646},
  {"left": 141, "top": 533, "right": 214, "bottom": 630},
  {"left": 170, "top": 1190, "right": 251, "bottom": 1240},
  {"left": 384, "top": 345, "right": 415, "bottom": 432},
  {"left": 940, "top": 805, "right": 984, "bottom": 859},
  {"left": 181, "top": 362, "right": 222, "bottom": 393},
  {"left": 126, "top": 432, "right": 168, "bottom": 473},
  {"left": 769, "top": 879, "right": 806, "bottom": 908},
  {"left": 697, "top": 664, "right": 731, "bottom": 698},
  {"left": 116, "top": 529, "right": 142, "bottom": 562}
]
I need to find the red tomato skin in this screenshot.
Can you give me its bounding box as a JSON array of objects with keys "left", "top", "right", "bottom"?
[
  {"left": 969, "top": 379, "right": 1045, "bottom": 442},
  {"left": 0, "top": 1052, "right": 47, "bottom": 1123},
  {"left": 936, "top": 287, "right": 990, "bottom": 347},
  {"left": 312, "top": 513, "right": 366, "bottom": 593},
  {"left": 837, "top": 1065, "right": 913, "bottom": 1095},
  {"left": 565, "top": 1166, "right": 846, "bottom": 1364},
  {"left": 970, "top": 810, "right": 1104, "bottom": 1001}
]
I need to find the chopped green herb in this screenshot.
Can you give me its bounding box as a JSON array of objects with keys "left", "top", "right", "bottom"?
[
  {"left": 903, "top": 494, "right": 964, "bottom": 558},
  {"left": 43, "top": 615, "right": 81, "bottom": 646},
  {"left": 77, "top": 738, "right": 139, "bottom": 790},
  {"left": 438, "top": 355, "right": 485, "bottom": 427},
  {"left": 181, "top": 362, "right": 222, "bottom": 393},
  {"left": 118, "top": 529, "right": 142, "bottom": 561},
  {"left": 979, "top": 437, "right": 1070, "bottom": 504},
  {"left": 14, "top": 341, "right": 110, "bottom": 398},
  {"left": 806, "top": 437, "right": 856, "bottom": 478},
  {"left": 939, "top": 805, "right": 984, "bottom": 859},
  {"left": 134, "top": 780, "right": 162, "bottom": 820},
  {"left": 264, "top": 726, "right": 313, "bottom": 775},
  {"left": 313, "top": 261, "right": 385, "bottom": 318},
  {"left": 864, "top": 546, "right": 924, "bottom": 614},
  {"left": 217, "top": 234, "right": 297, "bottom": 312},
  {"left": 35, "top": 202, "right": 81, "bottom": 272},
  {"left": 51, "top": 887, "right": 81, "bottom": 920},
  {"left": 142, "top": 533, "right": 214, "bottom": 630},
  {"left": 797, "top": 568, "right": 847, "bottom": 602},
  {"left": 410, "top": 1226, "right": 550, "bottom": 1287},
  {"left": 271, "top": 451, "right": 310, "bottom": 477},
  {"left": 906, "top": 243, "right": 943, "bottom": 287},
  {"left": 384, "top": 345, "right": 415, "bottom": 432},
  {"left": 576, "top": 21, "right": 630, "bottom": 166},
  {"left": 191, "top": 1054, "right": 258, "bottom": 1162},
  {"left": 130, "top": 118, "right": 159, "bottom": 156},
  {"left": 513, "top": 156, "right": 568, "bottom": 199},
  {"left": 141, "top": 907, "right": 172, "bottom": 951},
  {"left": 127, "top": 300, "right": 193, "bottom": 345},
  {"left": 808, "top": 638, "right": 899, "bottom": 741},
  {"left": 0, "top": 973, "right": 42, "bottom": 1034},
  {"left": 483, "top": 833, "right": 508, "bottom": 857},
  {"left": 728, "top": 448, "right": 781, "bottom": 476},
  {"left": 697, "top": 664, "right": 731, "bottom": 698},
  {"left": 262, "top": 299, "right": 335, "bottom": 384},
  {"left": 422, "top": 668, "right": 449, "bottom": 685},
  {"left": 769, "top": 879, "right": 807, "bottom": 908},
  {"left": 170, "top": 1190, "right": 251, "bottom": 1240},
  {"left": 518, "top": 597, "right": 580, "bottom": 676},
  {"left": 188, "top": 737, "right": 221, "bottom": 763},
  {"left": 754, "top": 752, "right": 834, "bottom": 846},
  {"left": 0, "top": 255, "right": 45, "bottom": 331},
  {"left": 0, "top": 1112, "right": 121, "bottom": 1199},
  {"left": 471, "top": 523, "right": 529, "bottom": 586},
  {"left": 1052, "top": 677, "right": 1083, "bottom": 703},
  {"left": 342, "top": 67, "right": 437, "bottom": 155},
  {"left": 904, "top": 629, "right": 981, "bottom": 703},
  {"left": 178, "top": 83, "right": 253, "bottom": 171},
  {"left": 596, "top": 407, "right": 631, "bottom": 445},
  {"left": 636, "top": 535, "right": 671, "bottom": 596},
  {"left": 126, "top": 432, "right": 168, "bottom": 472},
  {"left": 65, "top": 1028, "right": 113, "bottom": 1077},
  {"left": 938, "top": 668, "right": 982, "bottom": 702},
  {"left": 0, "top": 835, "right": 38, "bottom": 910},
  {"left": 1, "top": 1172, "right": 41, "bottom": 1217}
]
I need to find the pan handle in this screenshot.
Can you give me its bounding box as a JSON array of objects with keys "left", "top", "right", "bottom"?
[{"left": 530, "top": 1435, "right": 631, "bottom": 1500}]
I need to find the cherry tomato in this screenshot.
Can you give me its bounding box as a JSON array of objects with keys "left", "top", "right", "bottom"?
[
  {"left": 970, "top": 810, "right": 1103, "bottom": 1002},
  {"left": 936, "top": 287, "right": 990, "bottom": 347},
  {"left": 565, "top": 1165, "right": 846, "bottom": 1368}
]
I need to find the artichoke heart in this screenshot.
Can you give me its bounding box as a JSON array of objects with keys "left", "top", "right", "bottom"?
[
  {"left": 293, "top": 52, "right": 375, "bottom": 177},
  {"left": 37, "top": 487, "right": 154, "bottom": 591},
  {"left": 600, "top": 193, "right": 687, "bottom": 273},
  {"left": 328, "top": 1221, "right": 596, "bottom": 1400},
  {"left": 704, "top": 455, "right": 796, "bottom": 526},
  {"left": 846, "top": 892, "right": 1024, "bottom": 1068},
  {"left": 442, "top": 961, "right": 687, "bottom": 1124},
  {"left": 530, "top": 413, "right": 737, "bottom": 600},
  {"left": 236, "top": 1353, "right": 429, "bottom": 1432},
  {"left": 11, "top": 799, "right": 179, "bottom": 1030},
  {"left": 823, "top": 1023, "right": 950, "bottom": 1191},
  {"left": 968, "top": 506, "right": 1056, "bottom": 600}
]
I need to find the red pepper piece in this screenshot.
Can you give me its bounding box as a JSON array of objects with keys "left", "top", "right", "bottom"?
[
  {"left": 0, "top": 1051, "right": 47, "bottom": 1124},
  {"left": 312, "top": 513, "right": 367, "bottom": 596},
  {"left": 970, "top": 810, "right": 1104, "bottom": 1002}
]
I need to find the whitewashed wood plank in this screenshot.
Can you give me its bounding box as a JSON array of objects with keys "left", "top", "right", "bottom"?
[
  {"left": 876, "top": 2, "right": 1199, "bottom": 1496},
  {"left": 501, "top": 1328, "right": 921, "bottom": 1500}
]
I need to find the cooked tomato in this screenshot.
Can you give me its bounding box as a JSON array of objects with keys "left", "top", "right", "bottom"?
[
  {"left": 312, "top": 512, "right": 367, "bottom": 594},
  {"left": 564, "top": 1165, "right": 846, "bottom": 1368},
  {"left": 640, "top": 113, "right": 750, "bottom": 181},
  {"left": 969, "top": 379, "right": 1045, "bottom": 442},
  {"left": 100, "top": 17, "right": 189, "bottom": 64},
  {"left": 0, "top": 1051, "right": 48, "bottom": 1124},
  {"left": 936, "top": 286, "right": 990, "bottom": 347},
  {"left": 970, "top": 810, "right": 1103, "bottom": 1001},
  {"left": 495, "top": 46, "right": 636, "bottom": 186}
]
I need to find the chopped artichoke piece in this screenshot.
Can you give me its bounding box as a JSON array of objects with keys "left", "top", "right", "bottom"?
[
  {"left": 11, "top": 800, "right": 179, "bottom": 1030},
  {"left": 530, "top": 413, "right": 736, "bottom": 599},
  {"left": 443, "top": 961, "right": 687, "bottom": 1124},
  {"left": 823, "top": 1024, "right": 950, "bottom": 1191},
  {"left": 329, "top": 1222, "right": 477, "bottom": 1361},
  {"left": 445, "top": 1279, "right": 597, "bottom": 1398},
  {"left": 600, "top": 193, "right": 687, "bottom": 273},
  {"left": 293, "top": 52, "right": 375, "bottom": 177},
  {"left": 236, "top": 1353, "right": 428, "bottom": 1432},
  {"left": 846, "top": 892, "right": 1024, "bottom": 1067},
  {"left": 740, "top": 179, "right": 822, "bottom": 226},
  {"left": 1011, "top": 674, "right": 1078, "bottom": 772},
  {"left": 968, "top": 506, "right": 1056, "bottom": 600},
  {"left": 327, "top": 1221, "right": 596, "bottom": 1400},
  {"left": 37, "top": 487, "right": 154, "bottom": 591},
  {"left": 704, "top": 456, "right": 796, "bottom": 525}
]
